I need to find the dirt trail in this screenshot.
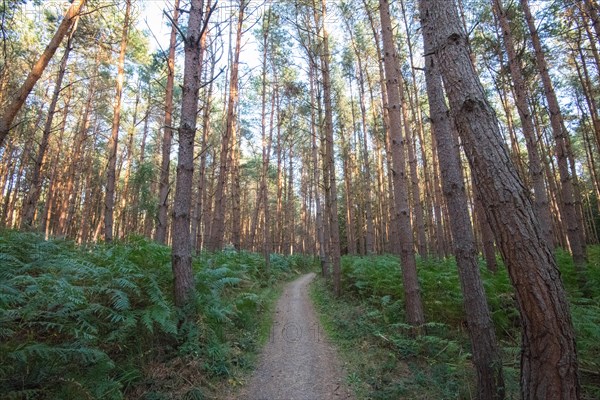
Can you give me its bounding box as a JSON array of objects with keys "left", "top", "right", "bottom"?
[{"left": 233, "top": 272, "right": 354, "bottom": 400}]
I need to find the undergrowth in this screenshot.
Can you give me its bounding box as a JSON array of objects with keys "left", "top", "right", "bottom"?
[
  {"left": 0, "top": 231, "right": 316, "bottom": 399},
  {"left": 312, "top": 247, "right": 600, "bottom": 399}
]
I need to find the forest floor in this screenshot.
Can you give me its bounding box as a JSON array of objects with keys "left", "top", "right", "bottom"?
[{"left": 230, "top": 273, "right": 354, "bottom": 400}]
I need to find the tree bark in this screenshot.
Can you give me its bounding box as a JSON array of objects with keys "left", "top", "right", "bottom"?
[
  {"left": 104, "top": 0, "right": 131, "bottom": 243},
  {"left": 171, "top": 0, "right": 209, "bottom": 308},
  {"left": 316, "top": 0, "right": 342, "bottom": 295},
  {"left": 379, "top": 0, "right": 425, "bottom": 327},
  {"left": 155, "top": 0, "right": 180, "bottom": 244},
  {"left": 419, "top": 1, "right": 580, "bottom": 398},
  {"left": 520, "top": 0, "right": 587, "bottom": 274},
  {"left": 363, "top": 0, "right": 400, "bottom": 255},
  {"left": 492, "top": 0, "right": 554, "bottom": 250},
  {"left": 424, "top": 37, "right": 505, "bottom": 399}
]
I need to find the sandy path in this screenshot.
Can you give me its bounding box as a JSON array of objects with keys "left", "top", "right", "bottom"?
[{"left": 233, "top": 273, "right": 354, "bottom": 400}]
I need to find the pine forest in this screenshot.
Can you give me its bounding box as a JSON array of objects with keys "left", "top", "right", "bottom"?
[{"left": 1, "top": 0, "right": 599, "bottom": 399}]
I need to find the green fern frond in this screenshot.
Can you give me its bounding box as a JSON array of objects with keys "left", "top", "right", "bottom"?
[{"left": 109, "top": 289, "right": 131, "bottom": 311}]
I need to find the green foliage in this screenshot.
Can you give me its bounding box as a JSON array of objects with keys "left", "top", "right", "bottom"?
[
  {"left": 0, "top": 231, "right": 316, "bottom": 399},
  {"left": 313, "top": 255, "right": 478, "bottom": 398},
  {"left": 316, "top": 249, "right": 600, "bottom": 399},
  {"left": 0, "top": 232, "right": 176, "bottom": 399}
]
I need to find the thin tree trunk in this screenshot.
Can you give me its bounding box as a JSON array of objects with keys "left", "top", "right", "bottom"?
[
  {"left": 118, "top": 77, "right": 141, "bottom": 238},
  {"left": 379, "top": 0, "right": 425, "bottom": 327},
  {"left": 193, "top": 51, "right": 214, "bottom": 252},
  {"left": 315, "top": 0, "right": 342, "bottom": 295},
  {"left": 104, "top": 0, "right": 131, "bottom": 242},
  {"left": 357, "top": 69, "right": 375, "bottom": 254},
  {"left": 365, "top": 1, "right": 400, "bottom": 255},
  {"left": 261, "top": 70, "right": 275, "bottom": 267},
  {"left": 430, "top": 134, "right": 447, "bottom": 258},
  {"left": 341, "top": 81, "right": 357, "bottom": 255},
  {"left": 156, "top": 0, "right": 180, "bottom": 244},
  {"left": 209, "top": 0, "right": 246, "bottom": 252},
  {"left": 520, "top": 0, "right": 587, "bottom": 274},
  {"left": 400, "top": 0, "right": 435, "bottom": 258}
]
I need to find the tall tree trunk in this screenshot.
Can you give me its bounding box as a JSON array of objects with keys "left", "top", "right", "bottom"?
[
  {"left": 357, "top": 67, "right": 375, "bottom": 254},
  {"left": 475, "top": 192, "right": 498, "bottom": 272},
  {"left": 209, "top": 0, "right": 246, "bottom": 252},
  {"left": 572, "top": 28, "right": 600, "bottom": 156},
  {"left": 310, "top": 59, "right": 329, "bottom": 276},
  {"left": 0, "top": 0, "right": 86, "bottom": 148},
  {"left": 260, "top": 62, "right": 274, "bottom": 267},
  {"left": 400, "top": 0, "right": 435, "bottom": 258},
  {"left": 193, "top": 49, "right": 214, "bottom": 252},
  {"left": 400, "top": 77, "right": 427, "bottom": 258},
  {"left": 492, "top": 0, "right": 554, "bottom": 250},
  {"left": 340, "top": 81, "right": 357, "bottom": 255},
  {"left": 118, "top": 77, "right": 141, "bottom": 238},
  {"left": 430, "top": 134, "right": 447, "bottom": 258},
  {"left": 156, "top": 0, "right": 180, "bottom": 244},
  {"left": 364, "top": 0, "right": 400, "bottom": 254},
  {"left": 21, "top": 27, "right": 75, "bottom": 228},
  {"left": 379, "top": 0, "right": 425, "bottom": 327},
  {"left": 171, "top": 0, "right": 209, "bottom": 308},
  {"left": 249, "top": 17, "right": 273, "bottom": 256},
  {"left": 340, "top": 12, "right": 374, "bottom": 255},
  {"left": 520, "top": 0, "right": 587, "bottom": 274},
  {"left": 419, "top": 1, "right": 580, "bottom": 398},
  {"left": 104, "top": 0, "right": 131, "bottom": 242},
  {"left": 424, "top": 38, "right": 505, "bottom": 400},
  {"left": 315, "top": 0, "right": 342, "bottom": 295}
]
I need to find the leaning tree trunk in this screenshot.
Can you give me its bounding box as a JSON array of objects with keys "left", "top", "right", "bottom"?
[
  {"left": 520, "top": 0, "right": 587, "bottom": 275},
  {"left": 492, "top": 0, "right": 554, "bottom": 251},
  {"left": 170, "top": 0, "right": 209, "bottom": 308},
  {"left": 155, "top": 0, "right": 180, "bottom": 244},
  {"left": 379, "top": 0, "right": 425, "bottom": 327},
  {"left": 0, "top": 0, "right": 86, "bottom": 148},
  {"left": 424, "top": 41, "right": 504, "bottom": 399},
  {"left": 419, "top": 0, "right": 580, "bottom": 398}
]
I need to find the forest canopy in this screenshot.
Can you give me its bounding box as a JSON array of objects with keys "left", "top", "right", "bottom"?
[{"left": 1, "top": 0, "right": 599, "bottom": 399}]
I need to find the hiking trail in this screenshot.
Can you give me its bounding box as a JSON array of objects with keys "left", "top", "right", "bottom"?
[{"left": 232, "top": 272, "right": 354, "bottom": 400}]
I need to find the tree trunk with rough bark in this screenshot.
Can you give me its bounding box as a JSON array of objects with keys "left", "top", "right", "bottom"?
[
  {"left": 492, "top": 0, "right": 554, "bottom": 251},
  {"left": 419, "top": 0, "right": 580, "bottom": 397},
  {"left": 171, "top": 0, "right": 208, "bottom": 308},
  {"left": 379, "top": 0, "right": 425, "bottom": 327},
  {"left": 424, "top": 36, "right": 505, "bottom": 400}
]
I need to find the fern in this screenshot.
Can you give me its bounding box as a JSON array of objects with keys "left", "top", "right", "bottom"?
[{"left": 0, "top": 231, "right": 309, "bottom": 398}]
